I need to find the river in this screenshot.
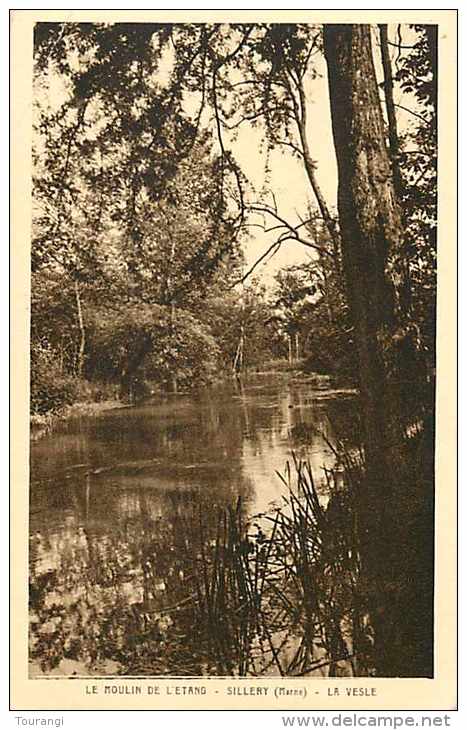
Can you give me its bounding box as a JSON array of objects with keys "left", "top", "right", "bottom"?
[{"left": 29, "top": 372, "right": 359, "bottom": 677}]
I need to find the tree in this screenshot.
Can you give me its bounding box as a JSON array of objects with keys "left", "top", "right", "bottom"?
[
  {"left": 87, "top": 304, "right": 220, "bottom": 398},
  {"left": 324, "top": 24, "right": 404, "bottom": 473},
  {"left": 272, "top": 264, "right": 315, "bottom": 363},
  {"left": 202, "top": 280, "right": 275, "bottom": 373},
  {"left": 323, "top": 23, "right": 437, "bottom": 677},
  {"left": 32, "top": 23, "right": 246, "bottom": 400},
  {"left": 395, "top": 25, "right": 438, "bottom": 375},
  {"left": 199, "top": 24, "right": 341, "bottom": 261}
]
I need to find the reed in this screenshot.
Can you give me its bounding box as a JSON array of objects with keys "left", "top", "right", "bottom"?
[{"left": 185, "top": 453, "right": 372, "bottom": 677}]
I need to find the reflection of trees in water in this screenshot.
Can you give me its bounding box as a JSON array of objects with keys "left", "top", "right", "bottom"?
[
  {"left": 324, "top": 397, "right": 362, "bottom": 448},
  {"left": 29, "top": 470, "right": 368, "bottom": 678},
  {"left": 29, "top": 484, "right": 254, "bottom": 676},
  {"left": 29, "top": 378, "right": 364, "bottom": 676},
  {"left": 30, "top": 392, "right": 249, "bottom": 488},
  {"left": 232, "top": 380, "right": 351, "bottom": 475}
]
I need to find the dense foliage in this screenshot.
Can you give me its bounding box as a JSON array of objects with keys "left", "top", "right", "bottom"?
[
  {"left": 31, "top": 22, "right": 436, "bottom": 426},
  {"left": 29, "top": 20, "right": 439, "bottom": 680}
]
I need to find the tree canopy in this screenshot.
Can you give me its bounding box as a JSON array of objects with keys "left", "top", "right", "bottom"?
[{"left": 31, "top": 21, "right": 437, "bottom": 416}]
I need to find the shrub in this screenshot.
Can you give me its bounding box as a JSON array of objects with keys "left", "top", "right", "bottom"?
[
  {"left": 87, "top": 304, "right": 220, "bottom": 393},
  {"left": 30, "top": 343, "right": 77, "bottom": 415}
]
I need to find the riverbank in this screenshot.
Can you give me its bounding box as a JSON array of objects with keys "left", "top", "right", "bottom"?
[
  {"left": 30, "top": 399, "right": 125, "bottom": 440},
  {"left": 29, "top": 367, "right": 358, "bottom": 442},
  {"left": 28, "top": 368, "right": 433, "bottom": 677}
]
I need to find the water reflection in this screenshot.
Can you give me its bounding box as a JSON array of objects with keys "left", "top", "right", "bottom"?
[{"left": 29, "top": 373, "right": 358, "bottom": 676}]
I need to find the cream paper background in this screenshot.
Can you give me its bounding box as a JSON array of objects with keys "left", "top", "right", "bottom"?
[{"left": 10, "top": 8, "right": 457, "bottom": 711}]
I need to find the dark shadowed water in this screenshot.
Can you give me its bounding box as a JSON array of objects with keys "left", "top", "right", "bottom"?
[{"left": 29, "top": 373, "right": 359, "bottom": 677}]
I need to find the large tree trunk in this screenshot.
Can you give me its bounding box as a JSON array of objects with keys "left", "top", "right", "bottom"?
[
  {"left": 324, "top": 24, "right": 405, "bottom": 675},
  {"left": 324, "top": 24, "right": 403, "bottom": 468}
]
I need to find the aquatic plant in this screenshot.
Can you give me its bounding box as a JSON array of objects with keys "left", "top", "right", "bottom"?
[{"left": 183, "top": 454, "right": 373, "bottom": 677}]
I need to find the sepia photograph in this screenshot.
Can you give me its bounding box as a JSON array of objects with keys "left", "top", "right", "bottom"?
[{"left": 10, "top": 9, "right": 457, "bottom": 710}]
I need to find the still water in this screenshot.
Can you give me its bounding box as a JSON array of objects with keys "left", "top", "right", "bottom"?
[{"left": 29, "top": 373, "right": 358, "bottom": 677}]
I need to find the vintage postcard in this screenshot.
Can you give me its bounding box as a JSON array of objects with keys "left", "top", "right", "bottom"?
[{"left": 11, "top": 9, "right": 457, "bottom": 711}]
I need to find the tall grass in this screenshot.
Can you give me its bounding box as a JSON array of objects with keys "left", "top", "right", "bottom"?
[{"left": 186, "top": 454, "right": 374, "bottom": 677}]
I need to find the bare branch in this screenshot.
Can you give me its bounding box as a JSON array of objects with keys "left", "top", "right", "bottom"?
[
  {"left": 246, "top": 202, "right": 334, "bottom": 256},
  {"left": 387, "top": 40, "right": 417, "bottom": 50},
  {"left": 394, "top": 103, "right": 431, "bottom": 125},
  {"left": 230, "top": 240, "right": 283, "bottom": 288}
]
